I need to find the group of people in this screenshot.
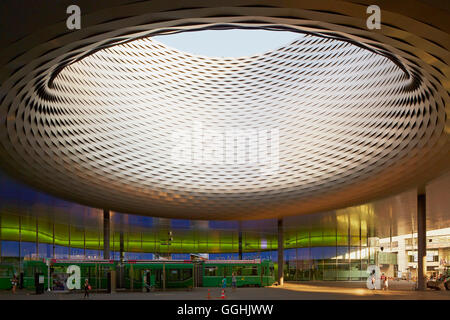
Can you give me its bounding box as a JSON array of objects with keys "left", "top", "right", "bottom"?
[
  {"left": 380, "top": 273, "right": 389, "bottom": 290},
  {"left": 368, "top": 270, "right": 389, "bottom": 290},
  {"left": 221, "top": 272, "right": 238, "bottom": 291},
  {"left": 10, "top": 274, "right": 92, "bottom": 298}
]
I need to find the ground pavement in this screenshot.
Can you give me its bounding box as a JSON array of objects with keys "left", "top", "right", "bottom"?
[{"left": 0, "top": 281, "right": 449, "bottom": 300}]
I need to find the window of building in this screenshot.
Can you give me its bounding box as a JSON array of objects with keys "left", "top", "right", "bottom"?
[
  {"left": 205, "top": 266, "right": 217, "bottom": 277},
  {"left": 232, "top": 266, "right": 242, "bottom": 276},
  {"left": 241, "top": 266, "right": 258, "bottom": 276}
]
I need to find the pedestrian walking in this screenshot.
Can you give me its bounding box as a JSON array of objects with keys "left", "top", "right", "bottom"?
[
  {"left": 221, "top": 275, "right": 227, "bottom": 291},
  {"left": 371, "top": 270, "right": 376, "bottom": 290},
  {"left": 232, "top": 272, "right": 237, "bottom": 291},
  {"left": 84, "top": 278, "right": 91, "bottom": 299},
  {"left": 11, "top": 274, "right": 18, "bottom": 294},
  {"left": 381, "top": 273, "right": 388, "bottom": 290}
]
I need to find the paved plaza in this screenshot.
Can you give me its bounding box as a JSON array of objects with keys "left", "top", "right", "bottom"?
[{"left": 1, "top": 281, "right": 449, "bottom": 300}]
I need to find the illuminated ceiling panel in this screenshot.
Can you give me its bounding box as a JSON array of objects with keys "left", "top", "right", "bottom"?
[{"left": 0, "top": 1, "right": 449, "bottom": 220}]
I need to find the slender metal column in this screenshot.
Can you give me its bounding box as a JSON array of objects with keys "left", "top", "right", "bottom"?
[
  {"left": 0, "top": 215, "right": 2, "bottom": 263},
  {"left": 52, "top": 223, "right": 55, "bottom": 258},
  {"left": 163, "top": 262, "right": 166, "bottom": 291},
  {"left": 103, "top": 209, "right": 110, "bottom": 260},
  {"left": 18, "top": 216, "right": 21, "bottom": 270},
  {"left": 192, "top": 264, "right": 195, "bottom": 288},
  {"left": 335, "top": 223, "right": 338, "bottom": 280},
  {"left": 83, "top": 228, "right": 86, "bottom": 258},
  {"left": 36, "top": 218, "right": 39, "bottom": 258},
  {"left": 309, "top": 231, "right": 312, "bottom": 280},
  {"left": 238, "top": 221, "right": 243, "bottom": 260},
  {"left": 118, "top": 230, "right": 125, "bottom": 288},
  {"left": 277, "top": 219, "right": 284, "bottom": 286},
  {"left": 120, "top": 231, "right": 124, "bottom": 262},
  {"left": 359, "top": 215, "right": 362, "bottom": 279},
  {"left": 130, "top": 264, "right": 134, "bottom": 291},
  {"left": 348, "top": 215, "right": 351, "bottom": 280},
  {"left": 295, "top": 234, "right": 298, "bottom": 281},
  {"left": 417, "top": 193, "right": 427, "bottom": 290},
  {"left": 68, "top": 222, "right": 71, "bottom": 259}
]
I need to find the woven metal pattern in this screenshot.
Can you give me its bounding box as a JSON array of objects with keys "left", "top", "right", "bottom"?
[{"left": 0, "top": 1, "right": 449, "bottom": 220}]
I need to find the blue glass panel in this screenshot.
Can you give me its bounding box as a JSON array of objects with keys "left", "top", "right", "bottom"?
[
  {"left": 284, "top": 248, "right": 296, "bottom": 260},
  {"left": 209, "top": 253, "right": 239, "bottom": 260},
  {"left": 125, "top": 252, "right": 154, "bottom": 260},
  {"left": 171, "top": 253, "right": 190, "bottom": 260},
  {"left": 20, "top": 241, "right": 36, "bottom": 258},
  {"left": 208, "top": 221, "right": 239, "bottom": 230},
  {"left": 171, "top": 219, "right": 191, "bottom": 229},
  {"left": 70, "top": 247, "right": 84, "bottom": 258},
  {"left": 1, "top": 241, "right": 19, "bottom": 257},
  {"left": 297, "top": 248, "right": 310, "bottom": 260},
  {"left": 336, "top": 246, "right": 348, "bottom": 255},
  {"left": 242, "top": 252, "right": 262, "bottom": 260},
  {"left": 260, "top": 251, "right": 277, "bottom": 261},
  {"left": 85, "top": 249, "right": 101, "bottom": 259},
  {"left": 111, "top": 251, "right": 120, "bottom": 260},
  {"left": 38, "top": 243, "right": 52, "bottom": 258},
  {"left": 311, "top": 247, "right": 324, "bottom": 260},
  {"left": 54, "top": 245, "right": 68, "bottom": 259}
]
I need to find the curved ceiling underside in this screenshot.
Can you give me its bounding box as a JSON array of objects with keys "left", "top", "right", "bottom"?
[{"left": 0, "top": 0, "right": 449, "bottom": 220}]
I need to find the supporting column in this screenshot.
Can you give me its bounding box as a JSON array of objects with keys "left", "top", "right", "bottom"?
[
  {"left": 103, "top": 209, "right": 110, "bottom": 260},
  {"left": 83, "top": 229, "right": 86, "bottom": 258},
  {"left": 36, "top": 218, "right": 39, "bottom": 258},
  {"left": 277, "top": 219, "right": 284, "bottom": 286},
  {"left": 0, "top": 215, "right": 2, "bottom": 263},
  {"left": 238, "top": 221, "right": 243, "bottom": 260},
  {"left": 163, "top": 262, "right": 166, "bottom": 291},
  {"left": 52, "top": 223, "right": 55, "bottom": 258},
  {"left": 417, "top": 193, "right": 426, "bottom": 291},
  {"left": 130, "top": 264, "right": 134, "bottom": 291},
  {"left": 68, "top": 221, "right": 71, "bottom": 259},
  {"left": 18, "top": 216, "right": 21, "bottom": 272},
  {"left": 119, "top": 231, "right": 124, "bottom": 288},
  {"left": 120, "top": 231, "right": 124, "bottom": 262}
]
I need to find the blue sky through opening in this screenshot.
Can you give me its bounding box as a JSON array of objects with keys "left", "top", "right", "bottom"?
[{"left": 153, "top": 29, "right": 303, "bottom": 57}]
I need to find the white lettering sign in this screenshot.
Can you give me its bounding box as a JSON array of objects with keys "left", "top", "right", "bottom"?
[
  {"left": 66, "top": 5, "right": 81, "bottom": 30},
  {"left": 66, "top": 265, "right": 81, "bottom": 290},
  {"left": 366, "top": 5, "right": 381, "bottom": 30}
]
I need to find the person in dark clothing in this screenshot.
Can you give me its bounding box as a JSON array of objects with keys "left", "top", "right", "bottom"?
[
  {"left": 11, "top": 274, "right": 18, "bottom": 294},
  {"left": 84, "top": 278, "right": 91, "bottom": 299}
]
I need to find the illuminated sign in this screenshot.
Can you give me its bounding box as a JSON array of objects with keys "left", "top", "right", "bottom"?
[{"left": 66, "top": 265, "right": 81, "bottom": 290}]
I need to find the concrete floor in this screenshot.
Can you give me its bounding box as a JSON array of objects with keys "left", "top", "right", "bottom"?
[{"left": 1, "top": 281, "right": 449, "bottom": 300}]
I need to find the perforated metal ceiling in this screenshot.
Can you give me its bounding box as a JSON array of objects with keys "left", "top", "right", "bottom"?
[{"left": 0, "top": 1, "right": 449, "bottom": 220}]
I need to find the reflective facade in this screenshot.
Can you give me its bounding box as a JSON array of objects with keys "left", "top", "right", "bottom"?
[
  {"left": 2, "top": 171, "right": 449, "bottom": 280},
  {"left": 0, "top": 0, "right": 449, "bottom": 288}
]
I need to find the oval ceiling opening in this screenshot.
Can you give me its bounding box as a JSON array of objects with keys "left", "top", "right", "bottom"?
[
  {"left": 153, "top": 29, "right": 304, "bottom": 58},
  {"left": 25, "top": 29, "right": 425, "bottom": 220}
]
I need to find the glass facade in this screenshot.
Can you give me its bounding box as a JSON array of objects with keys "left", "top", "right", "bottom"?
[
  {"left": 0, "top": 208, "right": 386, "bottom": 281},
  {"left": 0, "top": 181, "right": 399, "bottom": 282},
  {"left": 1, "top": 171, "right": 449, "bottom": 282}
]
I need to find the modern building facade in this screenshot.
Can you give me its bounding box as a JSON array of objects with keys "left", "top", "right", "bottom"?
[
  {"left": 1, "top": 171, "right": 449, "bottom": 282},
  {"left": 0, "top": 0, "right": 449, "bottom": 289}
]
